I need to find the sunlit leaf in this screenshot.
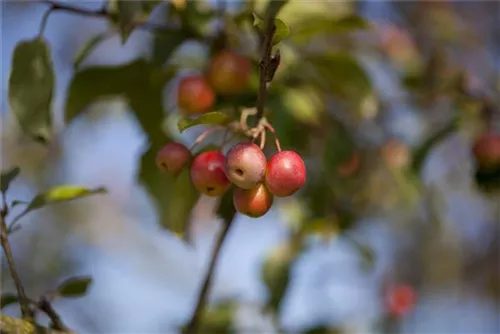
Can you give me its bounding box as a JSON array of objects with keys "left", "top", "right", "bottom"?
[
  {"left": 0, "top": 293, "right": 18, "bottom": 309},
  {"left": 252, "top": 12, "right": 263, "bottom": 26},
  {"left": 8, "top": 38, "right": 55, "bottom": 143},
  {"left": 57, "top": 276, "right": 93, "bottom": 298},
  {"left": 198, "top": 301, "right": 235, "bottom": 334},
  {"left": 73, "top": 32, "right": 113, "bottom": 69},
  {"left": 272, "top": 19, "right": 290, "bottom": 45},
  {"left": 265, "top": 0, "right": 289, "bottom": 18},
  {"left": 26, "top": 185, "right": 107, "bottom": 212},
  {"left": 177, "top": 112, "right": 233, "bottom": 133},
  {"left": 253, "top": 16, "right": 290, "bottom": 45},
  {"left": 1, "top": 167, "right": 20, "bottom": 194},
  {"left": 292, "top": 14, "right": 370, "bottom": 42}
]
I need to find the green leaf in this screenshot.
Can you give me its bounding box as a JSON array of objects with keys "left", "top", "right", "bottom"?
[
  {"left": 25, "top": 185, "right": 107, "bottom": 212},
  {"left": 73, "top": 32, "right": 112, "bottom": 69},
  {"left": 1, "top": 167, "right": 20, "bottom": 194},
  {"left": 198, "top": 301, "right": 235, "bottom": 334},
  {"left": 252, "top": 12, "right": 263, "bottom": 26},
  {"left": 177, "top": 112, "right": 233, "bottom": 133},
  {"left": 253, "top": 16, "right": 289, "bottom": 45},
  {"left": 141, "top": 0, "right": 163, "bottom": 13},
  {"left": 305, "top": 53, "right": 371, "bottom": 101},
  {"left": 116, "top": 2, "right": 144, "bottom": 43},
  {"left": 411, "top": 118, "right": 459, "bottom": 174},
  {"left": 292, "top": 14, "right": 370, "bottom": 43},
  {"left": 66, "top": 60, "right": 198, "bottom": 236},
  {"left": 8, "top": 38, "right": 55, "bottom": 143},
  {"left": 1, "top": 293, "right": 19, "bottom": 309},
  {"left": 272, "top": 19, "right": 290, "bottom": 45},
  {"left": 265, "top": 0, "right": 289, "bottom": 18},
  {"left": 65, "top": 59, "right": 171, "bottom": 125},
  {"left": 152, "top": 30, "right": 190, "bottom": 66},
  {"left": 57, "top": 276, "right": 92, "bottom": 298}
]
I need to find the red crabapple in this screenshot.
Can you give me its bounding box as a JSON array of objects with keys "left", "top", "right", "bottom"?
[
  {"left": 190, "top": 151, "right": 230, "bottom": 196},
  {"left": 265, "top": 150, "right": 306, "bottom": 197},
  {"left": 156, "top": 142, "right": 192, "bottom": 176},
  {"left": 472, "top": 132, "right": 500, "bottom": 169},
  {"left": 178, "top": 75, "right": 215, "bottom": 115},
  {"left": 207, "top": 50, "right": 251, "bottom": 96},
  {"left": 233, "top": 183, "right": 274, "bottom": 218},
  {"left": 386, "top": 284, "right": 416, "bottom": 317},
  {"left": 224, "top": 142, "right": 267, "bottom": 189}
]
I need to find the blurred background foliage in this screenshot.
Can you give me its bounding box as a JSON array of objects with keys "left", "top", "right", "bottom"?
[{"left": 1, "top": 0, "right": 499, "bottom": 333}]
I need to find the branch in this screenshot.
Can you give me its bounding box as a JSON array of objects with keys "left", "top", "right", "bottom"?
[
  {"left": 35, "top": 297, "right": 72, "bottom": 332},
  {"left": 255, "top": 15, "right": 278, "bottom": 120},
  {"left": 0, "top": 194, "right": 33, "bottom": 321},
  {"left": 182, "top": 204, "right": 237, "bottom": 334},
  {"left": 39, "top": 0, "right": 194, "bottom": 35}
]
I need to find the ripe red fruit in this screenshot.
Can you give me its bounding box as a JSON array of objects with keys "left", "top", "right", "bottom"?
[
  {"left": 386, "top": 284, "right": 416, "bottom": 317},
  {"left": 155, "top": 142, "right": 192, "bottom": 176},
  {"left": 224, "top": 142, "right": 267, "bottom": 189},
  {"left": 207, "top": 50, "right": 251, "bottom": 96},
  {"left": 178, "top": 75, "right": 215, "bottom": 115},
  {"left": 265, "top": 150, "right": 306, "bottom": 197},
  {"left": 190, "top": 151, "right": 230, "bottom": 196},
  {"left": 472, "top": 133, "right": 500, "bottom": 169},
  {"left": 233, "top": 183, "right": 274, "bottom": 218}
]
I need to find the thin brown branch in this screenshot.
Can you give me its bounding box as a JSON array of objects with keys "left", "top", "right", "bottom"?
[
  {"left": 0, "top": 195, "right": 33, "bottom": 321},
  {"left": 40, "top": 0, "right": 193, "bottom": 35},
  {"left": 255, "top": 15, "right": 277, "bottom": 120},
  {"left": 182, "top": 208, "right": 237, "bottom": 334},
  {"left": 36, "top": 297, "right": 72, "bottom": 332}
]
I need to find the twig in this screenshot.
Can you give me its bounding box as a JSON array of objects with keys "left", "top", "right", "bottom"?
[
  {"left": 40, "top": 0, "right": 196, "bottom": 35},
  {"left": 255, "top": 15, "right": 277, "bottom": 120},
  {"left": 0, "top": 194, "right": 32, "bottom": 321},
  {"left": 35, "top": 297, "right": 71, "bottom": 332},
  {"left": 182, "top": 209, "right": 237, "bottom": 334}
]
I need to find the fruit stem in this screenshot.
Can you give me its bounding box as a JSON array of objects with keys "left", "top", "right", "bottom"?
[
  {"left": 190, "top": 127, "right": 225, "bottom": 151},
  {"left": 264, "top": 121, "right": 282, "bottom": 152}
]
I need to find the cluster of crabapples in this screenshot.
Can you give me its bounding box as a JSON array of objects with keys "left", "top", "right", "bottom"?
[{"left": 155, "top": 141, "right": 306, "bottom": 218}]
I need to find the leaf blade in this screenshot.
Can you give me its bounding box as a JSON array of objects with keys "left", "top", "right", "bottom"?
[
  {"left": 73, "top": 32, "right": 112, "bottom": 70},
  {"left": 8, "top": 38, "right": 55, "bottom": 143},
  {"left": 177, "top": 112, "right": 232, "bottom": 133},
  {"left": 26, "top": 185, "right": 107, "bottom": 212},
  {"left": 1, "top": 293, "right": 19, "bottom": 309},
  {"left": 1, "top": 167, "right": 20, "bottom": 194},
  {"left": 57, "top": 276, "right": 93, "bottom": 298}
]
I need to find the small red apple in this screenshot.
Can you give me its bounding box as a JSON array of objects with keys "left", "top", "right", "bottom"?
[
  {"left": 207, "top": 50, "right": 251, "bottom": 96},
  {"left": 233, "top": 183, "right": 274, "bottom": 218},
  {"left": 155, "top": 142, "right": 191, "bottom": 176},
  {"left": 265, "top": 150, "right": 306, "bottom": 197},
  {"left": 190, "top": 151, "right": 230, "bottom": 196},
  {"left": 386, "top": 284, "right": 416, "bottom": 317},
  {"left": 472, "top": 133, "right": 500, "bottom": 169},
  {"left": 178, "top": 75, "right": 215, "bottom": 115}
]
